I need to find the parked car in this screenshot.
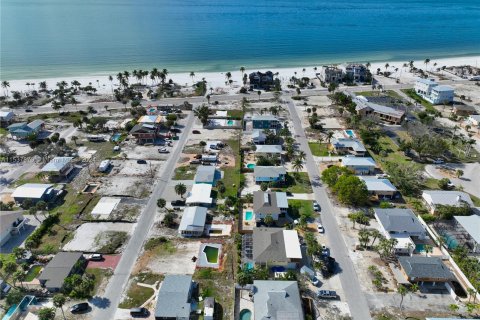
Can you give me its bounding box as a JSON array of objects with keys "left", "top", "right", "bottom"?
[
  {"left": 113, "top": 146, "right": 121, "bottom": 151},
  {"left": 317, "top": 290, "right": 337, "bottom": 299},
  {"left": 88, "top": 254, "right": 103, "bottom": 261},
  {"left": 445, "top": 179, "right": 455, "bottom": 189},
  {"left": 313, "top": 201, "right": 321, "bottom": 212},
  {"left": 158, "top": 147, "right": 169, "bottom": 153},
  {"left": 310, "top": 276, "right": 320, "bottom": 287},
  {"left": 70, "top": 303, "right": 89, "bottom": 314},
  {"left": 190, "top": 160, "right": 201, "bottom": 165},
  {"left": 194, "top": 154, "right": 202, "bottom": 159},
  {"left": 192, "top": 130, "right": 201, "bottom": 134},
  {"left": 130, "top": 307, "right": 149, "bottom": 317},
  {"left": 321, "top": 247, "right": 330, "bottom": 257},
  {"left": 171, "top": 200, "right": 186, "bottom": 207},
  {"left": 317, "top": 223, "right": 324, "bottom": 233},
  {"left": 433, "top": 158, "right": 444, "bottom": 164},
  {"left": 375, "top": 173, "right": 389, "bottom": 178},
  {"left": 137, "top": 160, "right": 147, "bottom": 164}
]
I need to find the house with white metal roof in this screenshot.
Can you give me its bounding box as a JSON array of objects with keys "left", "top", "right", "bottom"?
[
  {"left": 255, "top": 145, "right": 283, "bottom": 161},
  {"left": 178, "top": 206, "right": 207, "bottom": 237},
  {"left": 252, "top": 129, "right": 267, "bottom": 144},
  {"left": 11, "top": 183, "right": 55, "bottom": 205},
  {"left": 341, "top": 157, "right": 376, "bottom": 175},
  {"left": 41, "top": 157, "right": 74, "bottom": 181},
  {"left": 331, "top": 138, "right": 366, "bottom": 156},
  {"left": 454, "top": 215, "right": 480, "bottom": 253},
  {"left": 186, "top": 184, "right": 213, "bottom": 207},
  {"left": 422, "top": 190, "right": 473, "bottom": 214},
  {"left": 360, "top": 177, "right": 397, "bottom": 199},
  {"left": 0, "top": 110, "right": 15, "bottom": 127}
]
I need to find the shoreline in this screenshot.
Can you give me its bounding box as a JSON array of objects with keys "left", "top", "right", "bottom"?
[{"left": 2, "top": 55, "right": 479, "bottom": 97}]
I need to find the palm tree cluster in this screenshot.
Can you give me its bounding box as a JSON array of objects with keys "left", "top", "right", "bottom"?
[{"left": 193, "top": 104, "right": 211, "bottom": 127}]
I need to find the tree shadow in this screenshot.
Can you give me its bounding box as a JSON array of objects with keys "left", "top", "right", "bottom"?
[{"left": 89, "top": 296, "right": 111, "bottom": 309}]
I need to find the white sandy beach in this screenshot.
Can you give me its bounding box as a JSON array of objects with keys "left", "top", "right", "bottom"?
[{"left": 3, "top": 55, "right": 480, "bottom": 96}]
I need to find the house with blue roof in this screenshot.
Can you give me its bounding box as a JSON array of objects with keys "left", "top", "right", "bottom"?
[
  {"left": 8, "top": 120, "right": 44, "bottom": 140},
  {"left": 154, "top": 275, "right": 195, "bottom": 320},
  {"left": 252, "top": 115, "right": 280, "bottom": 130},
  {"left": 254, "top": 166, "right": 286, "bottom": 184},
  {"left": 194, "top": 166, "right": 219, "bottom": 185}
]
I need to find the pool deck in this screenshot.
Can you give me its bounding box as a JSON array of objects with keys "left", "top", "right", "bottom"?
[
  {"left": 238, "top": 290, "right": 254, "bottom": 320},
  {"left": 241, "top": 206, "right": 255, "bottom": 232},
  {"left": 197, "top": 243, "right": 222, "bottom": 269}
]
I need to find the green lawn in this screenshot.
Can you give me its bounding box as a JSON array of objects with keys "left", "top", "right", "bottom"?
[
  {"left": 0, "top": 128, "right": 7, "bottom": 136},
  {"left": 12, "top": 172, "right": 46, "bottom": 187},
  {"left": 222, "top": 138, "right": 241, "bottom": 197},
  {"left": 401, "top": 88, "right": 436, "bottom": 112},
  {"left": 272, "top": 172, "right": 313, "bottom": 193},
  {"left": 287, "top": 199, "right": 314, "bottom": 219},
  {"left": 368, "top": 136, "right": 420, "bottom": 168},
  {"left": 25, "top": 265, "right": 43, "bottom": 282},
  {"left": 308, "top": 142, "right": 329, "bottom": 156},
  {"left": 227, "top": 109, "right": 244, "bottom": 119},
  {"left": 85, "top": 268, "right": 112, "bottom": 295},
  {"left": 119, "top": 272, "right": 163, "bottom": 309},
  {"left": 173, "top": 165, "right": 197, "bottom": 180}
]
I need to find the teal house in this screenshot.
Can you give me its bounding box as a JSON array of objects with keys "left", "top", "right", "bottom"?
[
  {"left": 8, "top": 120, "right": 44, "bottom": 140},
  {"left": 252, "top": 115, "right": 280, "bottom": 130}
]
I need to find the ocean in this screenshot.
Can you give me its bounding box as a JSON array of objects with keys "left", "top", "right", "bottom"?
[{"left": 1, "top": 0, "right": 480, "bottom": 80}]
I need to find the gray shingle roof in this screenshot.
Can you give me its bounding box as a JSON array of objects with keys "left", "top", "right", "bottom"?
[
  {"left": 253, "top": 191, "right": 288, "bottom": 215},
  {"left": 254, "top": 166, "right": 286, "bottom": 179},
  {"left": 331, "top": 138, "right": 366, "bottom": 152},
  {"left": 155, "top": 275, "right": 193, "bottom": 319},
  {"left": 253, "top": 280, "right": 304, "bottom": 320},
  {"left": 374, "top": 208, "right": 425, "bottom": 234},
  {"left": 398, "top": 256, "right": 454, "bottom": 281},
  {"left": 253, "top": 228, "right": 287, "bottom": 263},
  {"left": 38, "top": 252, "right": 84, "bottom": 289}
]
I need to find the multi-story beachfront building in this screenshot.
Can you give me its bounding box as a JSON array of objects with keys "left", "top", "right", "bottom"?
[
  {"left": 414, "top": 78, "right": 454, "bottom": 104},
  {"left": 320, "top": 66, "right": 344, "bottom": 84}
]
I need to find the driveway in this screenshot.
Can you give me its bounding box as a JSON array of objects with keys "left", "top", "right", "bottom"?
[
  {"left": 87, "top": 255, "right": 121, "bottom": 270},
  {"left": 424, "top": 163, "right": 480, "bottom": 198},
  {"left": 285, "top": 98, "right": 371, "bottom": 320}
]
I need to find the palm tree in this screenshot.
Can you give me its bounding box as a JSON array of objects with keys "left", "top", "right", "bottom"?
[
  {"left": 384, "top": 63, "right": 389, "bottom": 72},
  {"left": 175, "top": 183, "right": 187, "bottom": 198},
  {"left": 240, "top": 66, "right": 245, "bottom": 79},
  {"left": 1, "top": 81, "right": 10, "bottom": 97},
  {"left": 366, "top": 62, "right": 371, "bottom": 70},
  {"left": 424, "top": 58, "right": 430, "bottom": 73},
  {"left": 225, "top": 72, "right": 232, "bottom": 85},
  {"left": 12, "top": 270, "right": 25, "bottom": 289},
  {"left": 257, "top": 90, "right": 261, "bottom": 100},
  {"left": 53, "top": 294, "right": 66, "bottom": 319},
  {"left": 369, "top": 229, "right": 382, "bottom": 246},
  {"left": 190, "top": 72, "right": 196, "bottom": 83},
  {"left": 398, "top": 284, "right": 408, "bottom": 310},
  {"left": 71, "top": 136, "right": 78, "bottom": 146},
  {"left": 39, "top": 81, "right": 47, "bottom": 91},
  {"left": 297, "top": 151, "right": 306, "bottom": 161},
  {"left": 292, "top": 158, "right": 304, "bottom": 173},
  {"left": 326, "top": 131, "right": 334, "bottom": 144},
  {"left": 423, "top": 244, "right": 433, "bottom": 257}
]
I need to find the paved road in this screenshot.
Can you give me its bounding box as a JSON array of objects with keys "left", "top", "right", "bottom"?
[
  {"left": 285, "top": 98, "right": 372, "bottom": 320},
  {"left": 91, "top": 112, "right": 195, "bottom": 319}
]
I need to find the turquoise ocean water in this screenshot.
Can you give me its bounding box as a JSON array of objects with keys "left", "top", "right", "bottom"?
[{"left": 1, "top": 0, "right": 480, "bottom": 80}]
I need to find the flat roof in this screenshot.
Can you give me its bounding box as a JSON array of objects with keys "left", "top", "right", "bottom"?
[
  {"left": 138, "top": 115, "right": 162, "bottom": 123},
  {"left": 186, "top": 184, "right": 212, "bottom": 204},
  {"left": 283, "top": 230, "right": 302, "bottom": 259},
  {"left": 91, "top": 197, "right": 121, "bottom": 217}
]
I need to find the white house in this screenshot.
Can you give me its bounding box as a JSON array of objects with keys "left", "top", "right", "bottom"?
[
  {"left": 422, "top": 190, "right": 473, "bottom": 214},
  {"left": 178, "top": 206, "right": 207, "bottom": 237},
  {"left": 467, "top": 114, "right": 480, "bottom": 127},
  {"left": 341, "top": 157, "right": 376, "bottom": 175},
  {"left": 0, "top": 211, "right": 28, "bottom": 246},
  {"left": 414, "top": 78, "right": 454, "bottom": 104},
  {"left": 11, "top": 183, "right": 55, "bottom": 205},
  {"left": 186, "top": 184, "right": 213, "bottom": 207}
]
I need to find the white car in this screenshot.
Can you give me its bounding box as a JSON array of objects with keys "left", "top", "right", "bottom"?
[
  {"left": 376, "top": 173, "right": 389, "bottom": 178},
  {"left": 317, "top": 223, "right": 324, "bottom": 233},
  {"left": 88, "top": 253, "right": 103, "bottom": 261},
  {"left": 158, "top": 147, "right": 169, "bottom": 153},
  {"left": 313, "top": 201, "right": 321, "bottom": 212}
]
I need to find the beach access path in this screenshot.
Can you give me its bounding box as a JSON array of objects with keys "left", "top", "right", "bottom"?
[
  {"left": 285, "top": 97, "right": 372, "bottom": 320},
  {"left": 91, "top": 112, "right": 195, "bottom": 320}
]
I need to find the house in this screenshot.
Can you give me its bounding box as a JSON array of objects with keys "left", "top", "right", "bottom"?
[
  {"left": 0, "top": 110, "right": 15, "bottom": 127},
  {"left": 252, "top": 115, "right": 280, "bottom": 130},
  {"left": 341, "top": 157, "right": 376, "bottom": 175},
  {"left": 320, "top": 66, "right": 344, "bottom": 84},
  {"left": 467, "top": 114, "right": 480, "bottom": 127},
  {"left": 253, "top": 191, "right": 288, "bottom": 221},
  {"left": 422, "top": 190, "right": 473, "bottom": 214},
  {"left": 398, "top": 256, "right": 455, "bottom": 285},
  {"left": 0, "top": 211, "right": 28, "bottom": 247},
  {"left": 249, "top": 71, "right": 274, "bottom": 90},
  {"left": 11, "top": 183, "right": 55, "bottom": 205},
  {"left": 255, "top": 145, "right": 283, "bottom": 160},
  {"left": 360, "top": 177, "right": 398, "bottom": 199},
  {"left": 452, "top": 105, "right": 476, "bottom": 116},
  {"left": 414, "top": 78, "right": 454, "bottom": 104},
  {"left": 355, "top": 97, "right": 405, "bottom": 124},
  {"left": 194, "top": 166, "right": 217, "bottom": 185},
  {"left": 374, "top": 208, "right": 427, "bottom": 255},
  {"left": 178, "top": 206, "right": 207, "bottom": 237},
  {"left": 38, "top": 252, "right": 85, "bottom": 292},
  {"left": 154, "top": 275, "right": 195, "bottom": 320},
  {"left": 253, "top": 280, "right": 304, "bottom": 320},
  {"left": 345, "top": 64, "right": 369, "bottom": 83},
  {"left": 253, "top": 228, "right": 302, "bottom": 268},
  {"left": 453, "top": 215, "right": 480, "bottom": 253},
  {"left": 129, "top": 123, "right": 159, "bottom": 144},
  {"left": 203, "top": 297, "right": 214, "bottom": 320},
  {"left": 186, "top": 184, "right": 213, "bottom": 207},
  {"left": 8, "top": 120, "right": 44, "bottom": 139},
  {"left": 137, "top": 115, "right": 163, "bottom": 126},
  {"left": 331, "top": 138, "right": 366, "bottom": 156},
  {"left": 41, "top": 157, "right": 74, "bottom": 181},
  {"left": 254, "top": 166, "right": 286, "bottom": 184},
  {"left": 252, "top": 129, "right": 267, "bottom": 144}
]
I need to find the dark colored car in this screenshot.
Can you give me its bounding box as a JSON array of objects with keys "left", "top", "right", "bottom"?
[
  {"left": 137, "top": 160, "right": 147, "bottom": 164},
  {"left": 317, "top": 290, "right": 337, "bottom": 299},
  {"left": 130, "top": 307, "right": 149, "bottom": 317},
  {"left": 194, "top": 154, "right": 202, "bottom": 159},
  {"left": 192, "top": 130, "right": 201, "bottom": 134},
  {"left": 190, "top": 160, "right": 201, "bottom": 165},
  {"left": 171, "top": 200, "right": 186, "bottom": 207},
  {"left": 70, "top": 302, "right": 89, "bottom": 314}
]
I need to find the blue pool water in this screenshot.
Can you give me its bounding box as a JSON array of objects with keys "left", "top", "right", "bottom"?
[
  {"left": 415, "top": 244, "right": 425, "bottom": 252},
  {"left": 227, "top": 120, "right": 234, "bottom": 126},
  {"left": 442, "top": 233, "right": 459, "bottom": 249},
  {"left": 245, "top": 211, "right": 253, "bottom": 221},
  {"left": 111, "top": 133, "right": 122, "bottom": 142},
  {"left": 246, "top": 164, "right": 255, "bottom": 169},
  {"left": 345, "top": 130, "right": 355, "bottom": 138},
  {"left": 2, "top": 305, "right": 17, "bottom": 320},
  {"left": 240, "top": 309, "right": 252, "bottom": 320},
  {"left": 2, "top": 0, "right": 479, "bottom": 79},
  {"left": 244, "top": 262, "right": 254, "bottom": 270}
]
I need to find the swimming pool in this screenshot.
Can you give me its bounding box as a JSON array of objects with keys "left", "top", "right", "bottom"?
[
  {"left": 245, "top": 211, "right": 253, "bottom": 221},
  {"left": 2, "top": 304, "right": 17, "bottom": 320},
  {"left": 442, "top": 232, "right": 458, "bottom": 249},
  {"left": 240, "top": 309, "right": 252, "bottom": 320},
  {"left": 203, "top": 245, "right": 219, "bottom": 264},
  {"left": 111, "top": 133, "right": 122, "bottom": 142},
  {"left": 246, "top": 163, "right": 255, "bottom": 169},
  {"left": 227, "top": 120, "right": 234, "bottom": 126},
  {"left": 244, "top": 262, "right": 254, "bottom": 270},
  {"left": 345, "top": 130, "right": 356, "bottom": 138}
]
